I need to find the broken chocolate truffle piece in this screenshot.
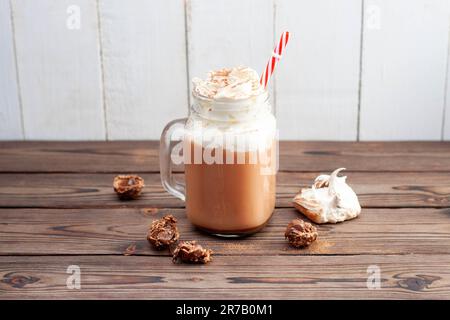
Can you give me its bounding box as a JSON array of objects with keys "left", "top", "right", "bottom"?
[
  {"left": 285, "top": 219, "right": 318, "bottom": 248},
  {"left": 147, "top": 215, "right": 180, "bottom": 250},
  {"left": 172, "top": 241, "right": 213, "bottom": 264},
  {"left": 113, "top": 175, "right": 145, "bottom": 200}
]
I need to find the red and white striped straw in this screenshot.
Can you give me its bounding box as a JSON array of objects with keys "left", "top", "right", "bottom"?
[{"left": 260, "top": 31, "right": 290, "bottom": 89}]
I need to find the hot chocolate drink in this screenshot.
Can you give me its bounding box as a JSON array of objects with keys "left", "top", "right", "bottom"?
[
  {"left": 186, "top": 67, "right": 277, "bottom": 236},
  {"left": 185, "top": 141, "right": 276, "bottom": 235},
  {"left": 160, "top": 66, "right": 278, "bottom": 237}
]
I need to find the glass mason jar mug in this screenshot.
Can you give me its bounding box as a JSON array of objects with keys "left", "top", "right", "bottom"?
[{"left": 160, "top": 90, "right": 277, "bottom": 237}]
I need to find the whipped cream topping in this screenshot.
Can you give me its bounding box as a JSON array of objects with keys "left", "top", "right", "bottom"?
[{"left": 192, "top": 66, "right": 265, "bottom": 100}]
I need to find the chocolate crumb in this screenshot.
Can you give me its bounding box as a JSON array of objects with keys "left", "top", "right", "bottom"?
[
  {"left": 285, "top": 219, "right": 318, "bottom": 248},
  {"left": 124, "top": 243, "right": 137, "bottom": 256},
  {"left": 147, "top": 215, "right": 179, "bottom": 250},
  {"left": 113, "top": 175, "right": 144, "bottom": 200},
  {"left": 143, "top": 207, "right": 159, "bottom": 216},
  {"left": 172, "top": 241, "right": 213, "bottom": 264}
]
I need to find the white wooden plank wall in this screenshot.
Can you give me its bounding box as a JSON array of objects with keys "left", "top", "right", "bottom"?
[
  {"left": 444, "top": 25, "right": 450, "bottom": 140},
  {"left": 0, "top": 0, "right": 22, "bottom": 139},
  {"left": 1, "top": 0, "right": 450, "bottom": 141},
  {"left": 99, "top": 0, "right": 187, "bottom": 140},
  {"left": 11, "top": 0, "right": 105, "bottom": 140},
  {"left": 275, "top": 0, "right": 362, "bottom": 140},
  {"left": 359, "top": 0, "right": 450, "bottom": 140},
  {"left": 187, "top": 0, "right": 274, "bottom": 100}
]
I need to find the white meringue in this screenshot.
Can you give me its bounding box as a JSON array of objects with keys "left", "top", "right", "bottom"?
[{"left": 293, "top": 168, "right": 361, "bottom": 224}]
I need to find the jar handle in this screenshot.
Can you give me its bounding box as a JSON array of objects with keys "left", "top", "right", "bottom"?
[{"left": 159, "top": 118, "right": 187, "bottom": 201}]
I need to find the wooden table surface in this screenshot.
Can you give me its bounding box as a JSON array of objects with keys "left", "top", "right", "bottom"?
[{"left": 1, "top": 141, "right": 450, "bottom": 299}]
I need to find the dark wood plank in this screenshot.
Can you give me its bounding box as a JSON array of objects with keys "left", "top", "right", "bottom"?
[
  {"left": 279, "top": 141, "right": 450, "bottom": 172},
  {"left": 1, "top": 141, "right": 449, "bottom": 173},
  {"left": 1, "top": 141, "right": 448, "bottom": 300},
  {"left": 0, "top": 173, "right": 180, "bottom": 208},
  {"left": 278, "top": 171, "right": 450, "bottom": 208},
  {"left": 1, "top": 254, "right": 449, "bottom": 299},
  {"left": 0, "top": 172, "right": 449, "bottom": 208},
  {"left": 0, "top": 141, "right": 159, "bottom": 173},
  {"left": 0, "top": 208, "right": 449, "bottom": 256}
]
